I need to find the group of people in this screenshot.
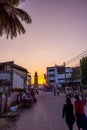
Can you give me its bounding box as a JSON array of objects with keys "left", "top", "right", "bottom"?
[
  {"left": 21, "top": 88, "right": 37, "bottom": 106},
  {"left": 9, "top": 88, "right": 38, "bottom": 112},
  {"left": 62, "top": 94, "right": 87, "bottom": 130}
]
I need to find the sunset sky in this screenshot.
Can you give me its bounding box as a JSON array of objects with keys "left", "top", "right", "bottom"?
[{"left": 0, "top": 0, "right": 87, "bottom": 84}]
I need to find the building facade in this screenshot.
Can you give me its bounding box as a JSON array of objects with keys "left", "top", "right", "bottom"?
[
  {"left": 0, "top": 61, "right": 31, "bottom": 90},
  {"left": 47, "top": 65, "right": 81, "bottom": 89},
  {"left": 47, "top": 65, "right": 72, "bottom": 88},
  {"left": 0, "top": 61, "right": 31, "bottom": 114}
]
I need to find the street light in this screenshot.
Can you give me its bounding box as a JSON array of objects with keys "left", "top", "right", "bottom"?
[{"left": 63, "top": 62, "right": 66, "bottom": 87}]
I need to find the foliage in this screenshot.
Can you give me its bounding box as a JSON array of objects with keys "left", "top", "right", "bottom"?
[
  {"left": 0, "top": 0, "right": 32, "bottom": 39},
  {"left": 80, "top": 56, "right": 87, "bottom": 85},
  {"left": 71, "top": 67, "right": 80, "bottom": 82},
  {"left": 0, "top": 0, "right": 21, "bottom": 6},
  {"left": 67, "top": 66, "right": 81, "bottom": 90}
]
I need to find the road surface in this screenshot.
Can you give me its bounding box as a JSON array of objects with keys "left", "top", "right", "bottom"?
[{"left": 9, "top": 91, "right": 77, "bottom": 130}]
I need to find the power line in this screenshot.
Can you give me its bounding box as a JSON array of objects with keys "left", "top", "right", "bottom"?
[
  {"left": 66, "top": 52, "right": 87, "bottom": 65},
  {"left": 65, "top": 50, "right": 87, "bottom": 66}
]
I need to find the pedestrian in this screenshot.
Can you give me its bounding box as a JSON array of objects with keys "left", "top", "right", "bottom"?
[
  {"left": 53, "top": 87, "right": 57, "bottom": 96},
  {"left": 62, "top": 97, "right": 75, "bottom": 130},
  {"left": 30, "top": 88, "right": 37, "bottom": 103},
  {"left": 57, "top": 88, "right": 59, "bottom": 96},
  {"left": 36, "top": 88, "right": 39, "bottom": 95},
  {"left": 81, "top": 92, "right": 86, "bottom": 105},
  {"left": 74, "top": 94, "right": 87, "bottom": 130}
]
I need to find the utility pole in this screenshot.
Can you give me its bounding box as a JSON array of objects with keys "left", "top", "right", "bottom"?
[
  {"left": 63, "top": 62, "right": 66, "bottom": 87},
  {"left": 44, "top": 74, "right": 47, "bottom": 85}
]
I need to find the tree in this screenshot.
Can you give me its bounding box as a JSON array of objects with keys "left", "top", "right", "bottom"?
[
  {"left": 70, "top": 67, "right": 80, "bottom": 82},
  {"left": 0, "top": 0, "right": 32, "bottom": 39},
  {"left": 80, "top": 56, "right": 87, "bottom": 85}
]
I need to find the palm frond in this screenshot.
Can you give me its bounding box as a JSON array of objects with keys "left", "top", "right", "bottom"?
[
  {"left": 0, "top": 1, "right": 32, "bottom": 39},
  {"left": 8, "top": 16, "right": 25, "bottom": 39},
  {"left": 14, "top": 8, "right": 32, "bottom": 23},
  {"left": 0, "top": 0, "right": 24, "bottom": 6},
  {"left": 0, "top": 11, "right": 25, "bottom": 39}
]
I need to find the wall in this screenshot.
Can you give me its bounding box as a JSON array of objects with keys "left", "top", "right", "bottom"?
[
  {"left": 0, "top": 71, "right": 10, "bottom": 81},
  {"left": 13, "top": 71, "right": 24, "bottom": 89}
]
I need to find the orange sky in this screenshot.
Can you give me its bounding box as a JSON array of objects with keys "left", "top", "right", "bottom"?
[{"left": 0, "top": 0, "right": 87, "bottom": 84}]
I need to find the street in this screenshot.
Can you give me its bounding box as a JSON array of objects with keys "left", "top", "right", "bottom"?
[{"left": 12, "top": 91, "right": 77, "bottom": 130}]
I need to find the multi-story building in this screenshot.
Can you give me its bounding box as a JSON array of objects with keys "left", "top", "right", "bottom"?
[
  {"left": 47, "top": 65, "right": 81, "bottom": 89},
  {"left": 47, "top": 65, "right": 72, "bottom": 88}
]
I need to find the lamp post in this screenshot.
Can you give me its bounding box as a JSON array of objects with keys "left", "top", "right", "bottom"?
[{"left": 63, "top": 62, "right": 66, "bottom": 87}]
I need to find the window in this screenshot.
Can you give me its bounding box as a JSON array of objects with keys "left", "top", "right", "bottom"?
[
  {"left": 0, "top": 65, "right": 4, "bottom": 71},
  {"left": 48, "top": 69, "right": 55, "bottom": 72},
  {"left": 57, "top": 67, "right": 65, "bottom": 74},
  {"left": 49, "top": 74, "right": 55, "bottom": 77},
  {"left": 49, "top": 80, "right": 55, "bottom": 83}
]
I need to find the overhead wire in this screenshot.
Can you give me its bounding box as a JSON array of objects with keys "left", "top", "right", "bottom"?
[{"left": 65, "top": 50, "right": 87, "bottom": 66}]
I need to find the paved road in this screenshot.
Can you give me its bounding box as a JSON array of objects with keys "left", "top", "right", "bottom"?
[{"left": 14, "top": 91, "right": 77, "bottom": 130}]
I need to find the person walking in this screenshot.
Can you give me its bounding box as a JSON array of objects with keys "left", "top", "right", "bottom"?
[
  {"left": 53, "top": 87, "right": 57, "bottom": 96},
  {"left": 74, "top": 94, "right": 87, "bottom": 130},
  {"left": 81, "top": 92, "right": 86, "bottom": 105},
  {"left": 57, "top": 88, "right": 59, "bottom": 96},
  {"left": 62, "top": 97, "right": 75, "bottom": 130}
]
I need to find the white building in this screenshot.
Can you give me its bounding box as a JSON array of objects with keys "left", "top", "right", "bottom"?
[{"left": 47, "top": 65, "right": 72, "bottom": 88}]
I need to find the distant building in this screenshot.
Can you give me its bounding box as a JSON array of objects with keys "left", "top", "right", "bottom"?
[
  {"left": 34, "top": 72, "right": 38, "bottom": 88},
  {"left": 47, "top": 65, "right": 72, "bottom": 88}
]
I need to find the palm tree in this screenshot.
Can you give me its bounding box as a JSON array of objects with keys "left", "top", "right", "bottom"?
[{"left": 0, "top": 0, "right": 32, "bottom": 39}]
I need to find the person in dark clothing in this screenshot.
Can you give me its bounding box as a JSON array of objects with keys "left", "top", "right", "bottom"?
[{"left": 62, "top": 98, "right": 75, "bottom": 130}]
